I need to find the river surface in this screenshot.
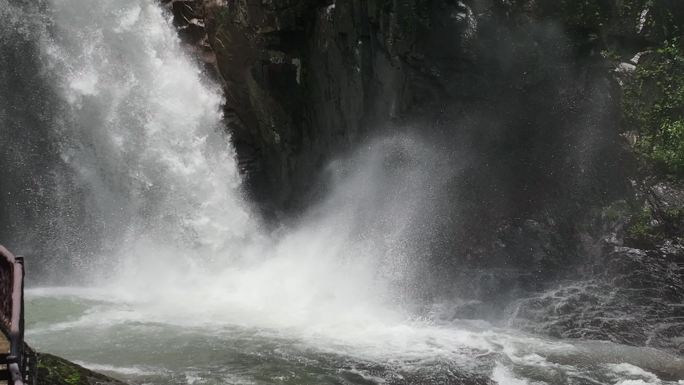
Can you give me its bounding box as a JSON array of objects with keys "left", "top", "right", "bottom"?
[{"left": 26, "top": 287, "right": 684, "bottom": 385}]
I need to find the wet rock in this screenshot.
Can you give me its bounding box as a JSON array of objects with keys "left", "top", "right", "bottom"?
[
  {"left": 622, "top": 180, "right": 684, "bottom": 249},
  {"left": 509, "top": 177, "right": 684, "bottom": 354},
  {"left": 161, "top": 0, "right": 217, "bottom": 75},
  {"left": 36, "top": 353, "right": 125, "bottom": 385},
  {"left": 194, "top": 0, "right": 499, "bottom": 212},
  {"left": 510, "top": 239, "right": 684, "bottom": 355}
]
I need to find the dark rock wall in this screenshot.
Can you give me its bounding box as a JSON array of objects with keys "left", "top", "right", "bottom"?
[
  {"left": 177, "top": 0, "right": 633, "bottom": 273},
  {"left": 181, "top": 0, "right": 630, "bottom": 215},
  {"left": 197, "top": 0, "right": 411, "bottom": 212}
]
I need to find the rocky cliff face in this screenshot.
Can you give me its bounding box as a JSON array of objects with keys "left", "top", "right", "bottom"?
[
  {"left": 163, "top": 0, "right": 684, "bottom": 354},
  {"left": 173, "top": 0, "right": 636, "bottom": 214},
  {"left": 170, "top": 0, "right": 438, "bottom": 213},
  {"left": 172, "top": 0, "right": 634, "bottom": 270}
]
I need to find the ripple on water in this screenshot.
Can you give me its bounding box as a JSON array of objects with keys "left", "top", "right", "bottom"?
[{"left": 24, "top": 290, "right": 684, "bottom": 385}]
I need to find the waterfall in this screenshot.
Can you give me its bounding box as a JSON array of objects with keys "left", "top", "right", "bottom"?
[
  {"left": 3, "top": 0, "right": 431, "bottom": 331},
  {"left": 40, "top": 0, "right": 263, "bottom": 277},
  {"left": 1, "top": 0, "right": 262, "bottom": 280}
]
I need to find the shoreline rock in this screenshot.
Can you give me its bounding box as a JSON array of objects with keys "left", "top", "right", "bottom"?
[{"left": 36, "top": 353, "right": 125, "bottom": 385}]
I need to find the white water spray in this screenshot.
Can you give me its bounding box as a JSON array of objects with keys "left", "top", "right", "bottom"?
[
  {"left": 43, "top": 0, "right": 261, "bottom": 272},
  {"left": 39, "top": 0, "right": 435, "bottom": 336}
]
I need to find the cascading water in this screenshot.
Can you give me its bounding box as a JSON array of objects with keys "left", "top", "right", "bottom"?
[
  {"left": 2, "top": 0, "right": 684, "bottom": 384},
  {"left": 40, "top": 0, "right": 262, "bottom": 277}
]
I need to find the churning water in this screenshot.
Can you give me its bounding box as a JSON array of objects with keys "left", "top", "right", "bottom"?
[{"left": 1, "top": 0, "right": 683, "bottom": 384}]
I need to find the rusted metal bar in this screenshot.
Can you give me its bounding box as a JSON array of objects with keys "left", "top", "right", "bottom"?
[{"left": 0, "top": 245, "right": 28, "bottom": 385}]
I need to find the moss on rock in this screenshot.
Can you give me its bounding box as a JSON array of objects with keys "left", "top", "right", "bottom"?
[
  {"left": 625, "top": 205, "right": 660, "bottom": 247},
  {"left": 36, "top": 353, "right": 125, "bottom": 385}
]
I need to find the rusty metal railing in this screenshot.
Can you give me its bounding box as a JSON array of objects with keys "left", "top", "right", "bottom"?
[{"left": 0, "top": 245, "right": 34, "bottom": 385}]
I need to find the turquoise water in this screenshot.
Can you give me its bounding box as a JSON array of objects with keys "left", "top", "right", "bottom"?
[{"left": 25, "top": 289, "right": 684, "bottom": 385}]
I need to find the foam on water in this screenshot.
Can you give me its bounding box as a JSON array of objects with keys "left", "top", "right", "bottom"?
[
  {"left": 71, "top": 362, "right": 161, "bottom": 377},
  {"left": 26, "top": 289, "right": 684, "bottom": 384},
  {"left": 491, "top": 364, "right": 531, "bottom": 385}
]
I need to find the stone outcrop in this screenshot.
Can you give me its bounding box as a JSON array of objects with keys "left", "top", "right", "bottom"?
[
  {"left": 158, "top": 0, "right": 684, "bottom": 220},
  {"left": 36, "top": 353, "right": 125, "bottom": 385},
  {"left": 161, "top": 0, "right": 216, "bottom": 69},
  {"left": 511, "top": 180, "right": 684, "bottom": 355}
]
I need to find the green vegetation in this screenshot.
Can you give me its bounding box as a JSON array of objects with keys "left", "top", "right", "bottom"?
[
  {"left": 623, "top": 39, "right": 684, "bottom": 175},
  {"left": 37, "top": 354, "right": 83, "bottom": 385},
  {"left": 36, "top": 353, "right": 123, "bottom": 385},
  {"left": 625, "top": 206, "right": 658, "bottom": 246},
  {"left": 602, "top": 200, "right": 630, "bottom": 222},
  {"left": 624, "top": 202, "right": 684, "bottom": 247}
]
